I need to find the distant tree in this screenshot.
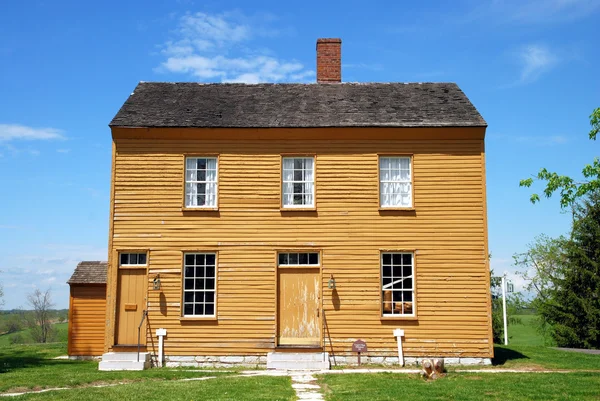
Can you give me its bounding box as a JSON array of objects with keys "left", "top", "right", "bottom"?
[
  {"left": 514, "top": 234, "right": 568, "bottom": 302},
  {"left": 520, "top": 107, "right": 600, "bottom": 208},
  {"left": 25, "top": 289, "right": 55, "bottom": 343},
  {"left": 2, "top": 313, "right": 23, "bottom": 334}
]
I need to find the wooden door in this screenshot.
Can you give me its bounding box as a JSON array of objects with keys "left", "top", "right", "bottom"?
[
  {"left": 115, "top": 269, "right": 147, "bottom": 345},
  {"left": 278, "top": 268, "right": 321, "bottom": 346}
]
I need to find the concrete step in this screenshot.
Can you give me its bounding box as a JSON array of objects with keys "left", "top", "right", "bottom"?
[
  {"left": 101, "top": 352, "right": 151, "bottom": 362},
  {"left": 267, "top": 352, "right": 330, "bottom": 370},
  {"left": 98, "top": 360, "right": 150, "bottom": 371}
]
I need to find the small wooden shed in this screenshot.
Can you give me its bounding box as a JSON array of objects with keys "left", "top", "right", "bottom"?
[{"left": 67, "top": 261, "right": 107, "bottom": 357}]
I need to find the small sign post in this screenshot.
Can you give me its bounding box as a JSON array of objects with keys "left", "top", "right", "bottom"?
[{"left": 352, "top": 340, "right": 368, "bottom": 365}]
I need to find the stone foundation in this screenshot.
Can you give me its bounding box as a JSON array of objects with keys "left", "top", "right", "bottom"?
[
  {"left": 328, "top": 355, "right": 491, "bottom": 366},
  {"left": 164, "top": 355, "right": 267, "bottom": 368},
  {"left": 68, "top": 355, "right": 101, "bottom": 361},
  {"left": 162, "top": 354, "right": 491, "bottom": 368}
]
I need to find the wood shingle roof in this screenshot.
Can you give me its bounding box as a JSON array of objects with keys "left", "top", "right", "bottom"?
[
  {"left": 110, "top": 82, "right": 487, "bottom": 129},
  {"left": 67, "top": 261, "right": 107, "bottom": 285}
]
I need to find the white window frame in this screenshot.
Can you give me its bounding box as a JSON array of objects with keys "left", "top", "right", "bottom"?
[
  {"left": 119, "top": 252, "right": 147, "bottom": 266},
  {"left": 182, "top": 253, "right": 217, "bottom": 317},
  {"left": 282, "top": 157, "right": 315, "bottom": 208},
  {"left": 185, "top": 157, "right": 218, "bottom": 208},
  {"left": 381, "top": 252, "right": 415, "bottom": 317},
  {"left": 278, "top": 252, "right": 320, "bottom": 266},
  {"left": 379, "top": 156, "right": 412, "bottom": 208}
]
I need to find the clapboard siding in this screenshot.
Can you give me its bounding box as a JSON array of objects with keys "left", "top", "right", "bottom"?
[
  {"left": 105, "top": 127, "right": 492, "bottom": 358},
  {"left": 68, "top": 285, "right": 106, "bottom": 356}
]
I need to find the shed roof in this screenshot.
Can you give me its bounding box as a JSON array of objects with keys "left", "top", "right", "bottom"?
[
  {"left": 67, "top": 261, "right": 107, "bottom": 285},
  {"left": 110, "top": 82, "right": 486, "bottom": 129}
]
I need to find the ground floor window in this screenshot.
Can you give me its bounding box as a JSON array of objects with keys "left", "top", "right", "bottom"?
[
  {"left": 381, "top": 252, "right": 414, "bottom": 316},
  {"left": 183, "top": 253, "right": 216, "bottom": 316}
]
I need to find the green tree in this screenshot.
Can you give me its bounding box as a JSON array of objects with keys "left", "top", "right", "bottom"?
[
  {"left": 520, "top": 107, "right": 600, "bottom": 208},
  {"left": 542, "top": 193, "right": 600, "bottom": 348}
]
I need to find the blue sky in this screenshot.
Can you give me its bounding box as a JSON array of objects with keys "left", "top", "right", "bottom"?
[{"left": 1, "top": 0, "right": 598, "bottom": 309}]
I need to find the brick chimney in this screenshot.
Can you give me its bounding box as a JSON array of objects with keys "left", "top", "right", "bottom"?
[{"left": 316, "top": 38, "right": 341, "bottom": 83}]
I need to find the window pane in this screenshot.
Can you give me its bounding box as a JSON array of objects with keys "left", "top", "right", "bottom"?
[
  {"left": 196, "top": 254, "right": 205, "bottom": 266},
  {"left": 196, "top": 159, "right": 207, "bottom": 170},
  {"left": 184, "top": 304, "right": 193, "bottom": 315},
  {"left": 120, "top": 254, "right": 128, "bottom": 265},
  {"left": 197, "top": 170, "right": 206, "bottom": 181},
  {"left": 205, "top": 292, "right": 214, "bottom": 303},
  {"left": 206, "top": 254, "right": 215, "bottom": 265},
  {"left": 382, "top": 265, "right": 391, "bottom": 277},
  {"left": 205, "top": 303, "right": 215, "bottom": 315},
  {"left": 309, "top": 253, "right": 319, "bottom": 265},
  {"left": 382, "top": 253, "right": 391, "bottom": 265},
  {"left": 184, "top": 292, "right": 193, "bottom": 303},
  {"left": 195, "top": 279, "right": 204, "bottom": 290},
  {"left": 289, "top": 253, "right": 299, "bottom": 265},
  {"left": 294, "top": 159, "right": 303, "bottom": 169},
  {"left": 195, "top": 304, "right": 203, "bottom": 315},
  {"left": 293, "top": 183, "right": 303, "bottom": 194},
  {"left": 195, "top": 292, "right": 204, "bottom": 302},
  {"left": 206, "top": 279, "right": 215, "bottom": 290},
  {"left": 392, "top": 254, "right": 402, "bottom": 265},
  {"left": 402, "top": 254, "right": 412, "bottom": 265},
  {"left": 278, "top": 253, "right": 287, "bottom": 265},
  {"left": 185, "top": 254, "right": 194, "bottom": 266},
  {"left": 299, "top": 253, "right": 308, "bottom": 265},
  {"left": 138, "top": 254, "right": 147, "bottom": 265},
  {"left": 195, "top": 266, "right": 205, "bottom": 278},
  {"left": 293, "top": 194, "right": 303, "bottom": 204},
  {"left": 184, "top": 279, "right": 194, "bottom": 290},
  {"left": 206, "top": 266, "right": 215, "bottom": 278}
]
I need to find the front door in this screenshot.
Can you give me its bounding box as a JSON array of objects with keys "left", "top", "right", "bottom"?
[
  {"left": 278, "top": 268, "right": 321, "bottom": 346},
  {"left": 115, "top": 269, "right": 147, "bottom": 345}
]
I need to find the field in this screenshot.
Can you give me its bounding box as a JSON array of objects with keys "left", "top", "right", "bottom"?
[{"left": 0, "top": 313, "right": 598, "bottom": 400}]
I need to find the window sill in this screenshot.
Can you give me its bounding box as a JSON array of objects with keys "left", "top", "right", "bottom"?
[
  {"left": 378, "top": 207, "right": 415, "bottom": 211},
  {"left": 179, "top": 316, "right": 218, "bottom": 322},
  {"left": 280, "top": 207, "right": 317, "bottom": 212},
  {"left": 380, "top": 315, "right": 418, "bottom": 321},
  {"left": 181, "top": 207, "right": 219, "bottom": 211}
]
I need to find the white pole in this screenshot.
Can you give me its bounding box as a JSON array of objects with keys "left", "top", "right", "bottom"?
[
  {"left": 501, "top": 276, "right": 508, "bottom": 345},
  {"left": 156, "top": 328, "right": 167, "bottom": 367},
  {"left": 393, "top": 329, "right": 405, "bottom": 366}
]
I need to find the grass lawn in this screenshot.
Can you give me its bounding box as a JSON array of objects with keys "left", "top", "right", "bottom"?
[
  {"left": 319, "top": 372, "right": 600, "bottom": 401},
  {"left": 16, "top": 376, "right": 295, "bottom": 401},
  {"left": 507, "top": 314, "right": 546, "bottom": 346},
  {"left": 0, "top": 344, "right": 233, "bottom": 394}
]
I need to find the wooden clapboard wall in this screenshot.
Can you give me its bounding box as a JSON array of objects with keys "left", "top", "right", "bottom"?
[
  {"left": 68, "top": 285, "right": 106, "bottom": 356},
  {"left": 105, "top": 127, "right": 492, "bottom": 358}
]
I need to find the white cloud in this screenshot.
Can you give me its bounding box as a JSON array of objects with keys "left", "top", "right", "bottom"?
[
  {"left": 0, "top": 124, "right": 65, "bottom": 142},
  {"left": 518, "top": 45, "right": 559, "bottom": 83},
  {"left": 157, "top": 11, "right": 313, "bottom": 83}
]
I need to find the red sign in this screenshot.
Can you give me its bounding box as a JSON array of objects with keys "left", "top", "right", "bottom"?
[{"left": 352, "top": 340, "right": 368, "bottom": 353}]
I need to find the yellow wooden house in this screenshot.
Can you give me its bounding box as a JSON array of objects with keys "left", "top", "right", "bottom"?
[{"left": 99, "top": 38, "right": 491, "bottom": 369}]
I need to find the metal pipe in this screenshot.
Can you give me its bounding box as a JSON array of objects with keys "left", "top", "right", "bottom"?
[{"left": 137, "top": 310, "right": 148, "bottom": 363}]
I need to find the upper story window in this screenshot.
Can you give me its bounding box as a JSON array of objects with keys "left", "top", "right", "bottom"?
[
  {"left": 381, "top": 252, "right": 414, "bottom": 316},
  {"left": 282, "top": 157, "right": 314, "bottom": 208},
  {"left": 185, "top": 157, "right": 217, "bottom": 208},
  {"left": 119, "top": 252, "right": 147, "bottom": 266},
  {"left": 380, "top": 156, "right": 412, "bottom": 208}
]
